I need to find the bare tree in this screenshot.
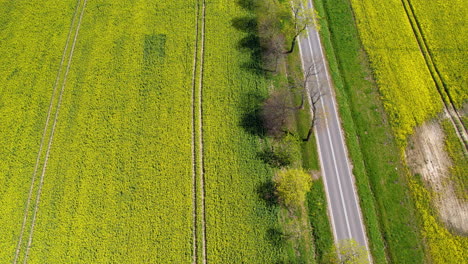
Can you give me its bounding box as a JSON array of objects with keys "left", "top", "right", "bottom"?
[
  {"left": 290, "top": 62, "right": 320, "bottom": 109},
  {"left": 260, "top": 60, "right": 322, "bottom": 140},
  {"left": 256, "top": 0, "right": 286, "bottom": 72},
  {"left": 261, "top": 89, "right": 295, "bottom": 137},
  {"left": 303, "top": 82, "right": 322, "bottom": 141},
  {"left": 284, "top": 0, "right": 319, "bottom": 54},
  {"left": 289, "top": 62, "right": 323, "bottom": 142}
]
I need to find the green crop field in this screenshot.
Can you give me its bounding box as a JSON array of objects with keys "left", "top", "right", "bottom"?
[{"left": 0, "top": 0, "right": 297, "bottom": 263}]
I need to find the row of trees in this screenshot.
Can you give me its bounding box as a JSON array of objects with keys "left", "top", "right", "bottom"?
[
  {"left": 244, "top": 0, "right": 323, "bottom": 141},
  {"left": 240, "top": 1, "right": 369, "bottom": 263}
]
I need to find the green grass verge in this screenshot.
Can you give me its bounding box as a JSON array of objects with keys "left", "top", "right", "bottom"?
[
  {"left": 306, "top": 179, "right": 334, "bottom": 263},
  {"left": 312, "top": 0, "right": 428, "bottom": 262}
]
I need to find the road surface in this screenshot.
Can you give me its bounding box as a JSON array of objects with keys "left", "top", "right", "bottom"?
[{"left": 297, "top": 0, "right": 371, "bottom": 260}]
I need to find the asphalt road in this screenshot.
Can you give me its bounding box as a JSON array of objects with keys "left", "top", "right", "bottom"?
[{"left": 297, "top": 0, "right": 371, "bottom": 259}]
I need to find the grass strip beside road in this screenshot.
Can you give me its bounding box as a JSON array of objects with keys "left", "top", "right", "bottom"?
[{"left": 306, "top": 179, "right": 334, "bottom": 263}]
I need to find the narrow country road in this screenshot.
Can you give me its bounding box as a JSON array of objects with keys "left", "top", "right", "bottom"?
[{"left": 298, "top": 0, "right": 371, "bottom": 260}]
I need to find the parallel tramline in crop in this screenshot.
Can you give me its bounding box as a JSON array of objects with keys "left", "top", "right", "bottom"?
[
  {"left": 14, "top": 1, "right": 88, "bottom": 263},
  {"left": 190, "top": 0, "right": 207, "bottom": 262},
  {"left": 0, "top": 0, "right": 81, "bottom": 262},
  {"left": 400, "top": 0, "right": 468, "bottom": 151},
  {"left": 2, "top": 1, "right": 197, "bottom": 262}
]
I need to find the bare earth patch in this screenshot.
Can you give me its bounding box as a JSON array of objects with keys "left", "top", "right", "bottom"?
[{"left": 406, "top": 120, "right": 468, "bottom": 234}]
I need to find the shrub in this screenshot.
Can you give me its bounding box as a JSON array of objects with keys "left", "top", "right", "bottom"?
[{"left": 274, "top": 168, "right": 312, "bottom": 209}]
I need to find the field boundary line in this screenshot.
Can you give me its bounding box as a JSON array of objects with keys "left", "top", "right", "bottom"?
[
  {"left": 401, "top": 0, "right": 468, "bottom": 153},
  {"left": 191, "top": 0, "right": 201, "bottom": 263},
  {"left": 12, "top": 0, "right": 82, "bottom": 262},
  {"left": 198, "top": 0, "right": 207, "bottom": 263},
  {"left": 22, "top": 1, "right": 88, "bottom": 262}
]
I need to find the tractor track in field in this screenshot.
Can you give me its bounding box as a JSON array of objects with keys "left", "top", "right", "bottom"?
[
  {"left": 401, "top": 0, "right": 468, "bottom": 153},
  {"left": 198, "top": 1, "right": 207, "bottom": 263},
  {"left": 191, "top": 0, "right": 207, "bottom": 263},
  {"left": 12, "top": 0, "right": 82, "bottom": 263},
  {"left": 190, "top": 0, "right": 201, "bottom": 262},
  {"left": 14, "top": 1, "right": 87, "bottom": 263}
]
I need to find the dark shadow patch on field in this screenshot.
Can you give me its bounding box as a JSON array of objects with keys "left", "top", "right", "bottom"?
[
  {"left": 232, "top": 1, "right": 275, "bottom": 76},
  {"left": 266, "top": 227, "right": 287, "bottom": 247},
  {"left": 239, "top": 91, "right": 266, "bottom": 137},
  {"left": 234, "top": 21, "right": 270, "bottom": 75},
  {"left": 257, "top": 147, "right": 292, "bottom": 168},
  {"left": 232, "top": 16, "right": 257, "bottom": 33},
  {"left": 241, "top": 106, "right": 264, "bottom": 136},
  {"left": 237, "top": 0, "right": 259, "bottom": 11},
  {"left": 257, "top": 181, "right": 279, "bottom": 207}
]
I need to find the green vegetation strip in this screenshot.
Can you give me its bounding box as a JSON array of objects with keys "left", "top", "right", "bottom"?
[
  {"left": 201, "top": 0, "right": 293, "bottom": 262},
  {"left": 306, "top": 179, "right": 333, "bottom": 263},
  {"left": 313, "top": 0, "right": 429, "bottom": 262}
]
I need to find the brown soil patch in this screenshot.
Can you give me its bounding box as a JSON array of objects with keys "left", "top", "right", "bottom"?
[{"left": 406, "top": 120, "right": 468, "bottom": 234}]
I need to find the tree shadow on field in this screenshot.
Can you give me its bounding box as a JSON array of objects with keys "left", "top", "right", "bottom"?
[
  {"left": 257, "top": 146, "right": 292, "bottom": 168},
  {"left": 257, "top": 181, "right": 279, "bottom": 207},
  {"left": 232, "top": 1, "right": 274, "bottom": 76},
  {"left": 267, "top": 227, "right": 292, "bottom": 249},
  {"left": 239, "top": 91, "right": 266, "bottom": 137},
  {"left": 232, "top": 16, "right": 257, "bottom": 33},
  {"left": 237, "top": 0, "right": 259, "bottom": 12}
]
